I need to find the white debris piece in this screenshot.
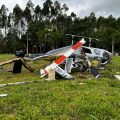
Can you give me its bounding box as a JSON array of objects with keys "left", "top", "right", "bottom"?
[
  {"left": 0, "top": 80, "right": 44, "bottom": 88},
  {"left": 114, "top": 75, "right": 120, "bottom": 81},
  {"left": 0, "top": 94, "right": 7, "bottom": 97}
]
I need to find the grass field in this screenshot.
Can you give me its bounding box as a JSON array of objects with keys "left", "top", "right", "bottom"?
[{"left": 0, "top": 54, "right": 120, "bottom": 120}]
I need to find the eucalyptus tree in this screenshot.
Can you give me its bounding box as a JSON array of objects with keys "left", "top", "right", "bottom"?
[
  {"left": 0, "top": 5, "right": 8, "bottom": 35},
  {"left": 61, "top": 3, "right": 69, "bottom": 31},
  {"left": 52, "top": 1, "right": 62, "bottom": 31},
  {"left": 51, "top": 1, "right": 61, "bottom": 21},
  {"left": 5, "top": 28, "right": 20, "bottom": 52},
  {"left": 0, "top": 31, "right": 7, "bottom": 53},
  {"left": 36, "top": 29, "right": 46, "bottom": 53},
  {"left": 112, "top": 29, "right": 120, "bottom": 53},
  {"left": 13, "top": 4, "right": 23, "bottom": 24},
  {"left": 105, "top": 15, "right": 117, "bottom": 53},
  {"left": 50, "top": 30, "right": 64, "bottom": 49},
  {"left": 70, "top": 12, "right": 76, "bottom": 21},
  {"left": 96, "top": 15, "right": 118, "bottom": 52},
  {"left": 117, "top": 17, "right": 120, "bottom": 28},
  {"left": 34, "top": 5, "right": 41, "bottom": 21},
  {"left": 26, "top": 0, "right": 35, "bottom": 19},
  {"left": 97, "top": 16, "right": 107, "bottom": 30},
  {"left": 42, "top": 0, "right": 53, "bottom": 22},
  {"left": 23, "top": 0, "right": 34, "bottom": 23},
  {"left": 88, "top": 12, "right": 97, "bottom": 34},
  {"left": 62, "top": 3, "right": 69, "bottom": 16},
  {"left": 7, "top": 13, "right": 14, "bottom": 28},
  {"left": 23, "top": 7, "right": 31, "bottom": 23},
  {"left": 12, "top": 4, "right": 24, "bottom": 38},
  {"left": 0, "top": 9, "right": 2, "bottom": 27},
  {"left": 54, "top": 1, "right": 61, "bottom": 16},
  {"left": 26, "top": 0, "right": 34, "bottom": 8}
]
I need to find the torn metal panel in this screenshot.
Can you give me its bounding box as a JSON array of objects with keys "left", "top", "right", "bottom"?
[
  {"left": 65, "top": 58, "right": 74, "bottom": 73},
  {"left": 54, "top": 65, "right": 73, "bottom": 79}
]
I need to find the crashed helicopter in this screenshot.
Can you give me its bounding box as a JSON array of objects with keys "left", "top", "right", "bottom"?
[
  {"left": 31, "top": 34, "right": 112, "bottom": 79},
  {"left": 0, "top": 34, "right": 112, "bottom": 80}
]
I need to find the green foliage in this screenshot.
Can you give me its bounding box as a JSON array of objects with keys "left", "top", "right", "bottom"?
[
  {"left": 37, "top": 30, "right": 46, "bottom": 43},
  {"left": 37, "top": 29, "right": 64, "bottom": 51}
]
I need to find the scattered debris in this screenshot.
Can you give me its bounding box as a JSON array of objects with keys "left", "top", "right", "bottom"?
[
  {"left": 0, "top": 80, "right": 44, "bottom": 88},
  {"left": 79, "top": 83, "right": 86, "bottom": 85},
  {"left": 114, "top": 75, "right": 120, "bottom": 81},
  {"left": 0, "top": 94, "right": 7, "bottom": 97},
  {"left": 0, "top": 84, "right": 7, "bottom": 87},
  {"left": 89, "top": 114, "right": 98, "bottom": 120}
]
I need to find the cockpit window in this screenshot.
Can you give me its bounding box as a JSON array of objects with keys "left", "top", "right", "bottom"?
[
  {"left": 103, "top": 52, "right": 109, "bottom": 60},
  {"left": 82, "top": 48, "right": 92, "bottom": 53},
  {"left": 94, "top": 49, "right": 101, "bottom": 55}
]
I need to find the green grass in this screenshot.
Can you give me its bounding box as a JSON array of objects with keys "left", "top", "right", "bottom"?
[
  {"left": 0, "top": 55, "right": 120, "bottom": 120},
  {"left": 0, "top": 54, "right": 15, "bottom": 61}
]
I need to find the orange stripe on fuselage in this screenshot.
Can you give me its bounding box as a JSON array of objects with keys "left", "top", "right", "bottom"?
[{"left": 55, "top": 55, "right": 67, "bottom": 65}]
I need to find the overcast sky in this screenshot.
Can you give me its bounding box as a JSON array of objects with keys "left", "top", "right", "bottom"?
[{"left": 0, "top": 0, "right": 120, "bottom": 18}]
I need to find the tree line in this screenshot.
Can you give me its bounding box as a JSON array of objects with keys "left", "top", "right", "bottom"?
[{"left": 0, "top": 0, "right": 120, "bottom": 54}]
